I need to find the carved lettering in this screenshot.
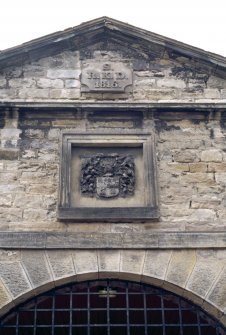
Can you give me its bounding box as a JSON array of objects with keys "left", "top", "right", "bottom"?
[{"left": 81, "top": 62, "right": 133, "bottom": 93}]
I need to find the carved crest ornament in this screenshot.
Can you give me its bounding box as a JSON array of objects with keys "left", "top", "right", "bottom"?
[{"left": 80, "top": 153, "right": 135, "bottom": 198}]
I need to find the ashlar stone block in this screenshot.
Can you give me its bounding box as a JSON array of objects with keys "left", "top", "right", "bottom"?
[
  {"left": 201, "top": 149, "right": 223, "bottom": 162},
  {"left": 206, "top": 267, "right": 226, "bottom": 311},
  {"left": 165, "top": 250, "right": 196, "bottom": 288},
  {"left": 98, "top": 250, "right": 120, "bottom": 278},
  {"left": 21, "top": 251, "right": 53, "bottom": 293},
  {"left": 142, "top": 250, "right": 172, "bottom": 286},
  {"left": 0, "top": 261, "right": 32, "bottom": 299},
  {"left": 186, "top": 250, "right": 225, "bottom": 299},
  {"left": 120, "top": 250, "right": 145, "bottom": 281},
  {"left": 0, "top": 278, "right": 12, "bottom": 313},
  {"left": 47, "top": 250, "right": 75, "bottom": 283},
  {"left": 72, "top": 250, "right": 98, "bottom": 281}
]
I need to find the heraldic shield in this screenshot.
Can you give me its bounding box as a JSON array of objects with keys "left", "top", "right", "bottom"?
[{"left": 80, "top": 153, "right": 135, "bottom": 199}]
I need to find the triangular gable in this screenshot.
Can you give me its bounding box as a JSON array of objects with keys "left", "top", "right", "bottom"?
[{"left": 0, "top": 17, "right": 226, "bottom": 77}]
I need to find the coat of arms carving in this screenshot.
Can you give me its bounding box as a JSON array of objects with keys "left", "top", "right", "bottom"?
[{"left": 80, "top": 153, "right": 135, "bottom": 198}]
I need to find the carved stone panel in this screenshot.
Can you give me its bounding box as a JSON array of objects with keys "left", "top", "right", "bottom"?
[
  {"left": 80, "top": 153, "right": 135, "bottom": 198},
  {"left": 58, "top": 131, "right": 159, "bottom": 221},
  {"left": 81, "top": 62, "right": 133, "bottom": 93}
]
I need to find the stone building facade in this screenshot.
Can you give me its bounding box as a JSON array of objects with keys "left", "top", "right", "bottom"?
[{"left": 0, "top": 17, "right": 226, "bottom": 334}]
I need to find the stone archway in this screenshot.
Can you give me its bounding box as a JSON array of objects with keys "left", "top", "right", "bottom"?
[{"left": 0, "top": 249, "right": 226, "bottom": 327}]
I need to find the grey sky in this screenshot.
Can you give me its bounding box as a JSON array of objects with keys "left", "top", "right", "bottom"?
[{"left": 1, "top": 0, "right": 225, "bottom": 57}]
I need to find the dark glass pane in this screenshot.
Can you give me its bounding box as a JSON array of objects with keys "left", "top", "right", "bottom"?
[
  {"left": 55, "top": 311, "right": 70, "bottom": 325},
  {"left": 110, "top": 326, "right": 127, "bottom": 335},
  {"left": 110, "top": 293, "right": 126, "bottom": 308},
  {"left": 201, "top": 326, "right": 217, "bottom": 335},
  {"left": 90, "top": 293, "right": 107, "bottom": 308},
  {"left": 18, "top": 327, "right": 34, "bottom": 335},
  {"left": 18, "top": 311, "right": 34, "bottom": 325},
  {"left": 110, "top": 310, "right": 127, "bottom": 324},
  {"left": 72, "top": 310, "right": 87, "bottom": 325},
  {"left": 36, "top": 311, "right": 52, "bottom": 325},
  {"left": 54, "top": 327, "right": 70, "bottom": 335},
  {"left": 163, "top": 296, "right": 179, "bottom": 308},
  {"left": 37, "top": 297, "right": 53, "bottom": 309},
  {"left": 146, "top": 295, "right": 161, "bottom": 308},
  {"left": 129, "top": 310, "right": 144, "bottom": 324},
  {"left": 90, "top": 326, "right": 107, "bottom": 335},
  {"left": 129, "top": 294, "right": 144, "bottom": 308},
  {"left": 36, "top": 327, "right": 52, "bottom": 335},
  {"left": 182, "top": 309, "right": 197, "bottom": 324},
  {"left": 130, "top": 326, "right": 145, "bottom": 335},
  {"left": 55, "top": 295, "right": 70, "bottom": 309},
  {"left": 148, "top": 326, "right": 163, "bottom": 335},
  {"left": 164, "top": 310, "right": 180, "bottom": 324},
  {"left": 183, "top": 326, "right": 199, "bottom": 335},
  {"left": 90, "top": 310, "right": 107, "bottom": 324},
  {"left": 165, "top": 326, "right": 180, "bottom": 335},
  {"left": 72, "top": 327, "right": 88, "bottom": 335},
  {"left": 147, "top": 310, "right": 162, "bottom": 324},
  {"left": 73, "top": 295, "right": 87, "bottom": 309},
  {"left": 0, "top": 328, "right": 16, "bottom": 335}
]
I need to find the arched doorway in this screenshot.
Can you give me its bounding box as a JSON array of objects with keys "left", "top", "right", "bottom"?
[{"left": 0, "top": 280, "right": 225, "bottom": 335}]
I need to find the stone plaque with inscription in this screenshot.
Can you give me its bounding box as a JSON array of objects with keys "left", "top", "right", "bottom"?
[{"left": 81, "top": 62, "right": 133, "bottom": 92}]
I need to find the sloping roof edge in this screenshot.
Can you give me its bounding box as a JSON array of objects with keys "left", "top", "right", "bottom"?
[{"left": 0, "top": 16, "right": 226, "bottom": 70}]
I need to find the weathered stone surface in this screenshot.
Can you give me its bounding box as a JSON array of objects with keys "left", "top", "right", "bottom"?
[
  {"left": 13, "top": 194, "right": 43, "bottom": 208},
  {"left": 203, "top": 89, "right": 221, "bottom": 99},
  {"left": 18, "top": 88, "right": 49, "bottom": 99},
  {"left": 215, "top": 173, "right": 226, "bottom": 185},
  {"left": 186, "top": 250, "right": 226, "bottom": 299},
  {"left": 191, "top": 196, "right": 221, "bottom": 209},
  {"left": 156, "top": 78, "right": 186, "bottom": 89},
  {"left": 208, "top": 163, "right": 226, "bottom": 172},
  {"left": 206, "top": 267, "right": 226, "bottom": 310},
  {"left": 142, "top": 250, "right": 172, "bottom": 285},
  {"left": 47, "top": 69, "right": 81, "bottom": 79},
  {"left": 0, "top": 149, "right": 19, "bottom": 160},
  {"left": 201, "top": 149, "right": 223, "bottom": 162},
  {"left": 0, "top": 194, "right": 13, "bottom": 207},
  {"left": 21, "top": 251, "right": 53, "bottom": 291},
  {"left": 181, "top": 172, "right": 214, "bottom": 184},
  {"left": 36, "top": 78, "right": 64, "bottom": 88},
  {"left": 0, "top": 261, "right": 32, "bottom": 298},
  {"left": 120, "top": 250, "right": 145, "bottom": 280},
  {"left": 98, "top": 250, "right": 120, "bottom": 278},
  {"left": 0, "top": 278, "right": 12, "bottom": 310},
  {"left": 9, "top": 78, "right": 36, "bottom": 88},
  {"left": 73, "top": 250, "right": 98, "bottom": 280},
  {"left": 49, "top": 88, "right": 80, "bottom": 99},
  {"left": 189, "top": 163, "right": 207, "bottom": 173},
  {"left": 47, "top": 250, "right": 75, "bottom": 281},
  {"left": 65, "top": 79, "right": 80, "bottom": 88},
  {"left": 165, "top": 250, "right": 196, "bottom": 288},
  {"left": 189, "top": 208, "right": 217, "bottom": 222},
  {"left": 23, "top": 209, "right": 50, "bottom": 221}
]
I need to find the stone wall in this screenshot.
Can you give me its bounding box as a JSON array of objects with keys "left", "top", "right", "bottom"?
[
  {"left": 0, "top": 107, "right": 226, "bottom": 232},
  {"left": 0, "top": 50, "right": 226, "bottom": 102},
  {"left": 0, "top": 42, "right": 226, "bottom": 323}
]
